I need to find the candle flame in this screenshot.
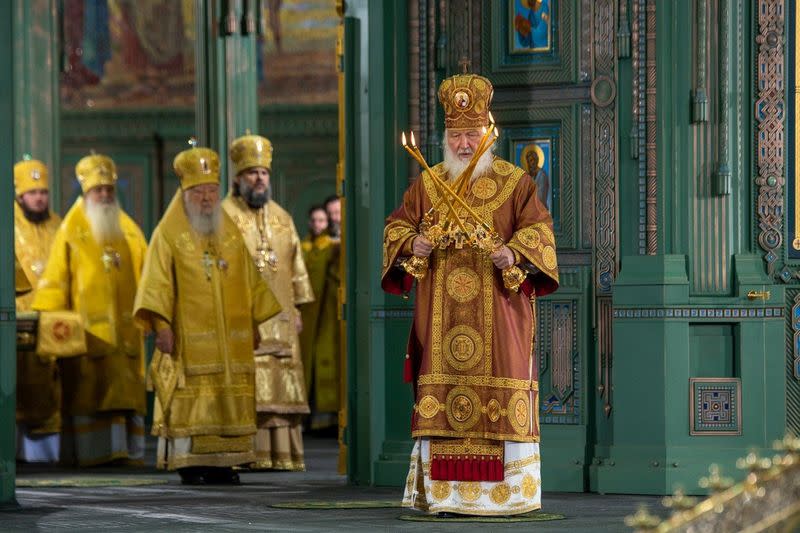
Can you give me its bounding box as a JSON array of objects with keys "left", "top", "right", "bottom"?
[
  {"left": 482, "top": 126, "right": 487, "bottom": 135},
  {"left": 410, "top": 131, "right": 417, "bottom": 147},
  {"left": 494, "top": 127, "right": 500, "bottom": 138},
  {"left": 401, "top": 131, "right": 407, "bottom": 146},
  {"left": 489, "top": 111, "right": 495, "bottom": 125}
]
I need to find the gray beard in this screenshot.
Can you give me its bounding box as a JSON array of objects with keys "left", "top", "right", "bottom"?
[
  {"left": 239, "top": 181, "right": 271, "bottom": 209},
  {"left": 442, "top": 141, "right": 495, "bottom": 182},
  {"left": 183, "top": 199, "right": 222, "bottom": 236},
  {"left": 84, "top": 198, "right": 123, "bottom": 244}
]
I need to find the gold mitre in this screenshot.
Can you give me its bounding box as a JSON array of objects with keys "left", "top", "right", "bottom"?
[
  {"left": 173, "top": 141, "right": 220, "bottom": 189},
  {"left": 438, "top": 73, "right": 494, "bottom": 130},
  {"left": 230, "top": 132, "right": 273, "bottom": 175},
  {"left": 14, "top": 155, "right": 49, "bottom": 196},
  {"left": 76, "top": 153, "right": 117, "bottom": 194}
]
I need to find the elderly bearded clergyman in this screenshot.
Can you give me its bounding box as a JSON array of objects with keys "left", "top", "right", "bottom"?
[
  {"left": 134, "top": 143, "right": 281, "bottom": 485},
  {"left": 33, "top": 154, "right": 148, "bottom": 466},
  {"left": 382, "top": 73, "right": 560, "bottom": 516}
]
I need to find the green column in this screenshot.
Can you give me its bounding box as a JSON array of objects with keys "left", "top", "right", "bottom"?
[
  {"left": 195, "top": 0, "right": 259, "bottom": 190},
  {"left": 12, "top": 0, "right": 60, "bottom": 205},
  {"left": 595, "top": 1, "right": 780, "bottom": 495},
  {"left": 0, "top": 0, "right": 18, "bottom": 509},
  {"left": 344, "top": 0, "right": 412, "bottom": 486}
]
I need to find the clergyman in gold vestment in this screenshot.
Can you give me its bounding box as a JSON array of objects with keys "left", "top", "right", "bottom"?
[
  {"left": 32, "top": 154, "right": 148, "bottom": 466},
  {"left": 299, "top": 204, "right": 341, "bottom": 430},
  {"left": 134, "top": 144, "right": 281, "bottom": 485},
  {"left": 383, "top": 74, "right": 559, "bottom": 516},
  {"left": 223, "top": 133, "right": 313, "bottom": 471},
  {"left": 14, "top": 157, "right": 62, "bottom": 462}
]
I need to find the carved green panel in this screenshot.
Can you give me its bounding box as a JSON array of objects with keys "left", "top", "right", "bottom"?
[
  {"left": 482, "top": 0, "right": 577, "bottom": 86},
  {"left": 494, "top": 104, "right": 578, "bottom": 250}
]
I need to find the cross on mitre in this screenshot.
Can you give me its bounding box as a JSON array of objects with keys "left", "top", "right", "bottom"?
[{"left": 458, "top": 57, "right": 471, "bottom": 74}]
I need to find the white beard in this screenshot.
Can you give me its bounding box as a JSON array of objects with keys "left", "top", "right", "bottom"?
[
  {"left": 84, "top": 198, "right": 123, "bottom": 244},
  {"left": 183, "top": 196, "right": 221, "bottom": 236},
  {"left": 442, "top": 139, "right": 495, "bottom": 182}
]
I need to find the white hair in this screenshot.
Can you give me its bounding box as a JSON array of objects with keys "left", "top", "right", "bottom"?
[
  {"left": 84, "top": 197, "right": 123, "bottom": 244},
  {"left": 442, "top": 129, "right": 496, "bottom": 182}
]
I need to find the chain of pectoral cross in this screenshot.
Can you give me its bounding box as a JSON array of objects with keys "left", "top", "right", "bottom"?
[{"left": 254, "top": 206, "right": 278, "bottom": 273}]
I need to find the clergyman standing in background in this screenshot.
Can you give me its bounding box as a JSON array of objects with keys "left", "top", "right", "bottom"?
[
  {"left": 14, "top": 156, "right": 62, "bottom": 463},
  {"left": 134, "top": 143, "right": 281, "bottom": 485},
  {"left": 224, "top": 132, "right": 313, "bottom": 471},
  {"left": 33, "top": 154, "right": 148, "bottom": 466}
]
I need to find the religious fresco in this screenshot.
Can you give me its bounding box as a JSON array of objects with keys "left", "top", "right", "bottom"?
[
  {"left": 507, "top": 124, "right": 560, "bottom": 229},
  {"left": 258, "top": 0, "right": 338, "bottom": 104},
  {"left": 514, "top": 138, "right": 552, "bottom": 212},
  {"left": 511, "top": 0, "right": 552, "bottom": 53},
  {"left": 60, "top": 0, "right": 196, "bottom": 109},
  {"left": 501, "top": 123, "right": 562, "bottom": 233}
]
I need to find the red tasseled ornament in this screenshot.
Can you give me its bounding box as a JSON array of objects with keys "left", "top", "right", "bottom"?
[
  {"left": 403, "top": 355, "right": 413, "bottom": 383},
  {"left": 431, "top": 458, "right": 440, "bottom": 479},
  {"left": 521, "top": 278, "right": 534, "bottom": 297}
]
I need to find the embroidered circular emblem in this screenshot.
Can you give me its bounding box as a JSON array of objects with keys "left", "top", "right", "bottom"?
[
  {"left": 387, "top": 226, "right": 407, "bottom": 241},
  {"left": 542, "top": 245, "right": 557, "bottom": 270},
  {"left": 486, "top": 398, "right": 502, "bottom": 423},
  {"left": 517, "top": 227, "right": 541, "bottom": 249},
  {"left": 507, "top": 390, "right": 530, "bottom": 437},
  {"left": 445, "top": 386, "right": 482, "bottom": 431},
  {"left": 417, "top": 395, "right": 440, "bottom": 419},
  {"left": 490, "top": 482, "right": 512, "bottom": 505},
  {"left": 443, "top": 325, "right": 483, "bottom": 371},
  {"left": 454, "top": 90, "right": 471, "bottom": 109},
  {"left": 457, "top": 482, "right": 482, "bottom": 502},
  {"left": 492, "top": 160, "right": 514, "bottom": 176},
  {"left": 521, "top": 474, "right": 539, "bottom": 499},
  {"left": 534, "top": 222, "right": 555, "bottom": 243},
  {"left": 431, "top": 480, "right": 452, "bottom": 501},
  {"left": 52, "top": 320, "right": 72, "bottom": 341},
  {"left": 446, "top": 267, "right": 480, "bottom": 303},
  {"left": 471, "top": 177, "right": 498, "bottom": 200}
]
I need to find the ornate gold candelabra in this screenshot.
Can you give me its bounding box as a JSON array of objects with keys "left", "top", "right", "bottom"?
[{"left": 399, "top": 124, "right": 526, "bottom": 291}]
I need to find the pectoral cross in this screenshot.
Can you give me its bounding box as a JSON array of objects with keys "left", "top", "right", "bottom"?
[
  {"left": 202, "top": 251, "right": 215, "bottom": 280},
  {"left": 101, "top": 247, "right": 120, "bottom": 272},
  {"left": 255, "top": 247, "right": 278, "bottom": 273}
]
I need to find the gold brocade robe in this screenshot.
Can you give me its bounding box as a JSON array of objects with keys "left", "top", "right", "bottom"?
[
  {"left": 32, "top": 198, "right": 148, "bottom": 417},
  {"left": 14, "top": 203, "right": 62, "bottom": 431},
  {"left": 382, "top": 158, "right": 559, "bottom": 443},
  {"left": 134, "top": 193, "right": 282, "bottom": 440},
  {"left": 299, "top": 234, "right": 341, "bottom": 413},
  {"left": 222, "top": 196, "right": 313, "bottom": 415}
]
